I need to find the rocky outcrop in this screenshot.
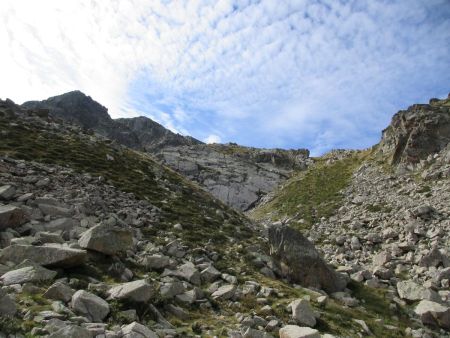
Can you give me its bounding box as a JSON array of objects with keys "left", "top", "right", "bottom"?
[
  {"left": 157, "top": 144, "right": 309, "bottom": 210},
  {"left": 268, "top": 225, "right": 347, "bottom": 293},
  {"left": 378, "top": 95, "right": 450, "bottom": 165}
]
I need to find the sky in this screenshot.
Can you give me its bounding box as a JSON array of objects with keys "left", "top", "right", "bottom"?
[{"left": 1, "top": 0, "right": 449, "bottom": 155}]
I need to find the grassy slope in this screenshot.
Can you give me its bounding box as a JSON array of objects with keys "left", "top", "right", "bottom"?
[{"left": 250, "top": 151, "right": 368, "bottom": 231}]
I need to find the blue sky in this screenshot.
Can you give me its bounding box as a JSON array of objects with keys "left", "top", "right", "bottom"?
[{"left": 1, "top": 0, "right": 449, "bottom": 155}]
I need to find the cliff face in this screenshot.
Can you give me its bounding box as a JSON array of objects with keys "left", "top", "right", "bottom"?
[
  {"left": 157, "top": 144, "right": 310, "bottom": 211},
  {"left": 378, "top": 95, "right": 450, "bottom": 165}
]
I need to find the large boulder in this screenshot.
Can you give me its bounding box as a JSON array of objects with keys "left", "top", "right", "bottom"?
[
  {"left": 414, "top": 300, "right": 450, "bottom": 330},
  {"left": 107, "top": 279, "right": 155, "bottom": 303},
  {"left": 1, "top": 265, "right": 57, "bottom": 285},
  {"left": 279, "top": 325, "right": 320, "bottom": 338},
  {"left": 397, "top": 280, "right": 440, "bottom": 302},
  {"left": 44, "top": 281, "right": 75, "bottom": 302},
  {"left": 78, "top": 223, "right": 133, "bottom": 255},
  {"left": 291, "top": 299, "right": 316, "bottom": 327},
  {"left": 268, "top": 225, "right": 346, "bottom": 293},
  {"left": 0, "top": 205, "right": 28, "bottom": 230},
  {"left": 71, "top": 290, "right": 110, "bottom": 322},
  {"left": 0, "top": 244, "right": 87, "bottom": 268}
]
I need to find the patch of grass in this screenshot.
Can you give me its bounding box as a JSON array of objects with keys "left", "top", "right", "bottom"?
[
  {"left": 366, "top": 203, "right": 393, "bottom": 213},
  {"left": 250, "top": 151, "right": 367, "bottom": 231}
]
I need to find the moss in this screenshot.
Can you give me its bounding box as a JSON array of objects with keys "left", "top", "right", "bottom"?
[{"left": 250, "top": 151, "right": 367, "bottom": 231}]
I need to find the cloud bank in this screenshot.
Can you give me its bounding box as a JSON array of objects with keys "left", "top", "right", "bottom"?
[{"left": 1, "top": 0, "right": 449, "bottom": 154}]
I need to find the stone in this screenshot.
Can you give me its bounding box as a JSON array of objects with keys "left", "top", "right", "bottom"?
[
  {"left": 172, "top": 262, "right": 201, "bottom": 285},
  {"left": 71, "top": 290, "right": 110, "bottom": 322},
  {"left": 279, "top": 325, "right": 320, "bottom": 338},
  {"left": 291, "top": 299, "right": 316, "bottom": 327},
  {"left": 0, "top": 244, "right": 87, "bottom": 268},
  {"left": 419, "top": 248, "right": 449, "bottom": 268},
  {"left": 211, "top": 284, "right": 236, "bottom": 300},
  {"left": 107, "top": 279, "right": 155, "bottom": 303},
  {"left": 414, "top": 300, "right": 450, "bottom": 330},
  {"left": 38, "top": 203, "right": 72, "bottom": 217},
  {"left": 0, "top": 288, "right": 16, "bottom": 316},
  {"left": 142, "top": 254, "right": 171, "bottom": 270},
  {"left": 268, "top": 225, "right": 347, "bottom": 293},
  {"left": 44, "top": 282, "right": 75, "bottom": 302},
  {"left": 397, "top": 280, "right": 440, "bottom": 302},
  {"left": 1, "top": 265, "right": 57, "bottom": 285},
  {"left": 372, "top": 251, "right": 392, "bottom": 267},
  {"left": 200, "top": 265, "right": 221, "bottom": 283},
  {"left": 0, "top": 205, "right": 28, "bottom": 230},
  {"left": 0, "top": 185, "right": 16, "bottom": 200},
  {"left": 160, "top": 281, "right": 185, "bottom": 299},
  {"left": 48, "top": 325, "right": 93, "bottom": 338},
  {"left": 44, "top": 217, "right": 77, "bottom": 232},
  {"left": 78, "top": 223, "right": 133, "bottom": 255},
  {"left": 242, "top": 327, "right": 273, "bottom": 338},
  {"left": 121, "top": 321, "right": 158, "bottom": 338}
]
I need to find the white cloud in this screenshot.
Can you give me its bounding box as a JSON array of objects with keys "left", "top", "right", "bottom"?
[
  {"left": 204, "top": 134, "right": 222, "bottom": 144},
  {"left": 0, "top": 0, "right": 449, "bottom": 153}
]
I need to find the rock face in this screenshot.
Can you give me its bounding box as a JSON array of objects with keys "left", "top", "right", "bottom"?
[
  {"left": 268, "top": 225, "right": 346, "bottom": 293},
  {"left": 0, "top": 244, "right": 87, "bottom": 268},
  {"left": 78, "top": 223, "right": 133, "bottom": 255},
  {"left": 157, "top": 144, "right": 309, "bottom": 210},
  {"left": 378, "top": 96, "right": 450, "bottom": 165},
  {"left": 0, "top": 205, "right": 28, "bottom": 230}
]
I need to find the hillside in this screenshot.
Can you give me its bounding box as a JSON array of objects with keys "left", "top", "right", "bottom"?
[{"left": 0, "top": 94, "right": 449, "bottom": 338}]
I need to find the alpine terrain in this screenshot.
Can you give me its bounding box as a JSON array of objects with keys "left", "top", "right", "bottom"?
[{"left": 0, "top": 91, "right": 449, "bottom": 338}]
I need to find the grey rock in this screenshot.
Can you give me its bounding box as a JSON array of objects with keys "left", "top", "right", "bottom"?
[
  {"left": 0, "top": 185, "right": 16, "bottom": 200},
  {"left": 48, "top": 325, "right": 93, "bottom": 338},
  {"left": 141, "top": 254, "right": 171, "bottom": 270},
  {"left": 0, "top": 205, "right": 28, "bottom": 230},
  {"left": 0, "top": 288, "right": 16, "bottom": 316},
  {"left": 268, "top": 225, "right": 347, "bottom": 293},
  {"left": 397, "top": 280, "right": 440, "bottom": 302},
  {"left": 121, "top": 321, "right": 158, "bottom": 338},
  {"left": 414, "top": 300, "right": 450, "bottom": 330},
  {"left": 71, "top": 290, "right": 110, "bottom": 322},
  {"left": 0, "top": 244, "right": 87, "bottom": 268},
  {"left": 44, "top": 282, "right": 75, "bottom": 302},
  {"left": 1, "top": 265, "right": 57, "bottom": 285},
  {"left": 291, "top": 299, "right": 316, "bottom": 327},
  {"left": 78, "top": 223, "right": 133, "bottom": 255},
  {"left": 107, "top": 279, "right": 155, "bottom": 303},
  {"left": 211, "top": 284, "right": 236, "bottom": 300},
  {"left": 279, "top": 325, "right": 320, "bottom": 338}
]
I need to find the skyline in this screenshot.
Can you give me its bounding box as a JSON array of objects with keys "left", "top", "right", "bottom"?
[{"left": 1, "top": 0, "right": 449, "bottom": 155}]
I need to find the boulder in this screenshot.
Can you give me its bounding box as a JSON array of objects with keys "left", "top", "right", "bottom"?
[
  {"left": 419, "top": 248, "right": 449, "bottom": 268},
  {"left": 43, "top": 217, "right": 77, "bottom": 232},
  {"left": 107, "top": 279, "right": 155, "bottom": 303},
  {"left": 0, "top": 205, "right": 28, "bottom": 230},
  {"left": 414, "top": 300, "right": 450, "bottom": 330},
  {"left": 291, "top": 299, "right": 316, "bottom": 327},
  {"left": 200, "top": 265, "right": 221, "bottom": 283},
  {"left": 71, "top": 290, "right": 110, "bottom": 322},
  {"left": 48, "top": 325, "right": 93, "bottom": 338},
  {"left": 1, "top": 265, "right": 57, "bottom": 285},
  {"left": 121, "top": 322, "right": 158, "bottom": 338},
  {"left": 78, "top": 223, "right": 133, "bottom": 255},
  {"left": 211, "top": 284, "right": 236, "bottom": 300},
  {"left": 397, "top": 280, "right": 440, "bottom": 302},
  {"left": 44, "top": 281, "right": 75, "bottom": 302},
  {"left": 0, "top": 244, "right": 87, "bottom": 268},
  {"left": 279, "top": 325, "right": 320, "bottom": 338},
  {"left": 172, "top": 262, "right": 201, "bottom": 285},
  {"left": 0, "top": 288, "right": 16, "bottom": 317},
  {"left": 160, "top": 281, "right": 186, "bottom": 299},
  {"left": 142, "top": 254, "right": 171, "bottom": 270},
  {"left": 0, "top": 185, "right": 16, "bottom": 200},
  {"left": 268, "top": 225, "right": 347, "bottom": 293}
]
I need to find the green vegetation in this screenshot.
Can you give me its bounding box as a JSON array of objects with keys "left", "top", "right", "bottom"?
[{"left": 250, "top": 151, "right": 367, "bottom": 231}]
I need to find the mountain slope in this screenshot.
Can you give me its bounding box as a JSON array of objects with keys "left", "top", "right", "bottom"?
[{"left": 0, "top": 97, "right": 421, "bottom": 337}]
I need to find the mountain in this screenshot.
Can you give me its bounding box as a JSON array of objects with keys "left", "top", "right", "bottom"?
[
  {"left": 22, "top": 90, "right": 202, "bottom": 151},
  {"left": 1, "top": 92, "right": 449, "bottom": 337},
  {"left": 22, "top": 91, "right": 311, "bottom": 210}
]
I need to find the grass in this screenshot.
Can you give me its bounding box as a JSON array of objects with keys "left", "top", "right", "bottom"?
[{"left": 250, "top": 151, "right": 367, "bottom": 231}]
